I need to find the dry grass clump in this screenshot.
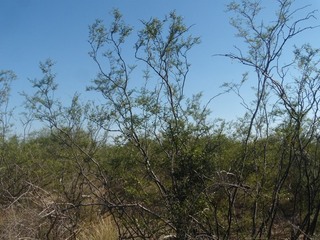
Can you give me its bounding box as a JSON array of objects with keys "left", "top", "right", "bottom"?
[{"left": 78, "top": 216, "right": 118, "bottom": 240}]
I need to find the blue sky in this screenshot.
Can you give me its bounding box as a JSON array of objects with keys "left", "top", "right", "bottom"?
[{"left": 1, "top": 0, "right": 320, "bottom": 132}]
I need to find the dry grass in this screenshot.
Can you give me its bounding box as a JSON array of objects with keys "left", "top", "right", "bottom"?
[
  {"left": 0, "top": 206, "right": 119, "bottom": 240},
  {"left": 77, "top": 216, "right": 118, "bottom": 240},
  {"left": 0, "top": 206, "right": 40, "bottom": 240}
]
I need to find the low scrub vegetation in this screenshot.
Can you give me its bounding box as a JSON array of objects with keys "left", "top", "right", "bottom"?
[{"left": 1, "top": 0, "right": 320, "bottom": 239}]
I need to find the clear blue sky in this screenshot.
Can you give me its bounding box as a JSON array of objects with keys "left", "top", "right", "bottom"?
[{"left": 1, "top": 0, "right": 320, "bottom": 133}]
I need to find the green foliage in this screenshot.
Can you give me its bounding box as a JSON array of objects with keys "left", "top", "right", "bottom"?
[{"left": 0, "top": 1, "right": 320, "bottom": 239}]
